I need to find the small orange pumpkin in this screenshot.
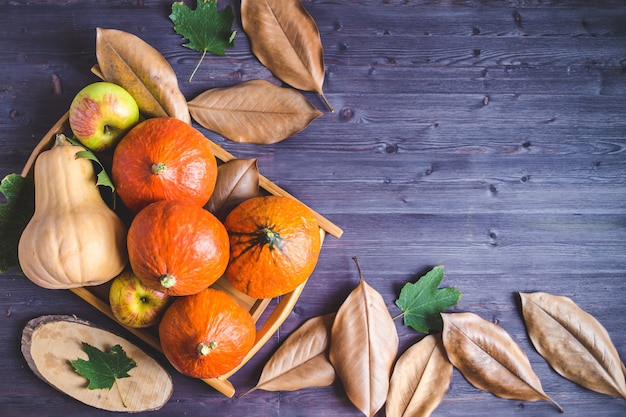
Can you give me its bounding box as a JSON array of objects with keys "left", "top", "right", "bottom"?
[
  {"left": 111, "top": 117, "right": 217, "bottom": 213},
  {"left": 127, "top": 200, "right": 229, "bottom": 296},
  {"left": 159, "top": 288, "right": 256, "bottom": 379},
  {"left": 223, "top": 195, "right": 322, "bottom": 298}
]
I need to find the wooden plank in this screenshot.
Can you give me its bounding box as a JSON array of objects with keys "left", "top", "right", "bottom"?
[{"left": 1, "top": 0, "right": 625, "bottom": 416}]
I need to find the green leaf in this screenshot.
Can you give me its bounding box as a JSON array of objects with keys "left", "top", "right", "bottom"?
[
  {"left": 169, "top": 0, "right": 236, "bottom": 81},
  {"left": 0, "top": 173, "right": 35, "bottom": 273},
  {"left": 75, "top": 150, "right": 115, "bottom": 191},
  {"left": 71, "top": 342, "right": 137, "bottom": 391},
  {"left": 64, "top": 135, "right": 115, "bottom": 192},
  {"left": 395, "top": 266, "right": 461, "bottom": 333}
]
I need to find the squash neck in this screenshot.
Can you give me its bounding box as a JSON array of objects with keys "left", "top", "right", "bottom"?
[{"left": 33, "top": 134, "right": 101, "bottom": 211}]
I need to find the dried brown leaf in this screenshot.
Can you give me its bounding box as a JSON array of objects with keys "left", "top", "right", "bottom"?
[
  {"left": 241, "top": 0, "right": 333, "bottom": 111},
  {"left": 329, "top": 258, "right": 399, "bottom": 417},
  {"left": 520, "top": 292, "right": 626, "bottom": 400},
  {"left": 95, "top": 28, "right": 190, "bottom": 123},
  {"left": 441, "top": 312, "right": 563, "bottom": 412},
  {"left": 386, "top": 334, "right": 453, "bottom": 417},
  {"left": 205, "top": 159, "right": 261, "bottom": 221},
  {"left": 188, "top": 80, "right": 322, "bottom": 144},
  {"left": 243, "top": 313, "right": 336, "bottom": 395}
]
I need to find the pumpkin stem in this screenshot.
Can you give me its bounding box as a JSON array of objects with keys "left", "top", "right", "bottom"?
[
  {"left": 196, "top": 341, "right": 218, "bottom": 356},
  {"left": 151, "top": 162, "right": 167, "bottom": 175},
  {"left": 262, "top": 227, "right": 281, "bottom": 250},
  {"left": 160, "top": 274, "right": 176, "bottom": 289}
]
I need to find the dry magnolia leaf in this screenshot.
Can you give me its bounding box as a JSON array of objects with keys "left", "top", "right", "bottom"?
[
  {"left": 329, "top": 257, "right": 399, "bottom": 417},
  {"left": 95, "top": 28, "right": 190, "bottom": 124},
  {"left": 242, "top": 313, "right": 336, "bottom": 395},
  {"left": 188, "top": 80, "right": 322, "bottom": 144},
  {"left": 386, "top": 334, "right": 453, "bottom": 417},
  {"left": 205, "top": 159, "right": 261, "bottom": 221},
  {"left": 241, "top": 0, "right": 333, "bottom": 111},
  {"left": 441, "top": 312, "right": 563, "bottom": 412},
  {"left": 520, "top": 292, "right": 626, "bottom": 400}
]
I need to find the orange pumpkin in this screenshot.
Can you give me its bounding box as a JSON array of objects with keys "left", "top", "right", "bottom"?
[
  {"left": 127, "top": 200, "right": 229, "bottom": 296},
  {"left": 159, "top": 288, "right": 256, "bottom": 379},
  {"left": 111, "top": 117, "right": 217, "bottom": 213},
  {"left": 224, "top": 195, "right": 322, "bottom": 298}
]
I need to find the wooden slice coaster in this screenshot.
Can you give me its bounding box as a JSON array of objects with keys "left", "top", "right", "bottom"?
[{"left": 21, "top": 315, "right": 173, "bottom": 412}]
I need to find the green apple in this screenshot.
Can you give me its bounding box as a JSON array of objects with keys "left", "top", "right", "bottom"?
[
  {"left": 69, "top": 82, "right": 140, "bottom": 152},
  {"left": 109, "top": 269, "right": 171, "bottom": 328}
]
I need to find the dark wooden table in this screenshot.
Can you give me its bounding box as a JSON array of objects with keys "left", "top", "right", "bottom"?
[{"left": 1, "top": 1, "right": 625, "bottom": 416}]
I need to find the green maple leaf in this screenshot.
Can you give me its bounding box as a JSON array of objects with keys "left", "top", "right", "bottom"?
[
  {"left": 394, "top": 266, "right": 461, "bottom": 333},
  {"left": 169, "top": 0, "right": 236, "bottom": 81},
  {"left": 71, "top": 342, "right": 137, "bottom": 407},
  {"left": 0, "top": 173, "right": 34, "bottom": 273}
]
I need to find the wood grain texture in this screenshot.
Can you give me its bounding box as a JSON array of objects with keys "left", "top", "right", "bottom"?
[
  {"left": 1, "top": 1, "right": 625, "bottom": 416},
  {"left": 21, "top": 315, "right": 173, "bottom": 412}
]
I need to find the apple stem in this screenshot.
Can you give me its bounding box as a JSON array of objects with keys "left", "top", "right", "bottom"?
[{"left": 151, "top": 163, "right": 167, "bottom": 175}]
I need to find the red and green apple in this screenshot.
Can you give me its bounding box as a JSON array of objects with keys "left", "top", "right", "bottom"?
[
  {"left": 109, "top": 269, "right": 170, "bottom": 328},
  {"left": 69, "top": 81, "right": 140, "bottom": 152}
]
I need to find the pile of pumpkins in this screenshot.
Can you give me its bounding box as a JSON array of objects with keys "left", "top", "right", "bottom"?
[{"left": 17, "top": 82, "right": 322, "bottom": 379}]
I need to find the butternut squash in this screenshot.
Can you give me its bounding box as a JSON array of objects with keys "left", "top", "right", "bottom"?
[{"left": 18, "top": 135, "right": 128, "bottom": 289}]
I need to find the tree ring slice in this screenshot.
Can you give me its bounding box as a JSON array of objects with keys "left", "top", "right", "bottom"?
[{"left": 21, "top": 314, "right": 172, "bottom": 412}]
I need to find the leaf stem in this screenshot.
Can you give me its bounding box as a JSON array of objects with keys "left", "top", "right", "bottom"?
[
  {"left": 392, "top": 312, "right": 404, "bottom": 321},
  {"left": 352, "top": 256, "right": 364, "bottom": 281},
  {"left": 189, "top": 49, "right": 208, "bottom": 82},
  {"left": 319, "top": 93, "right": 334, "bottom": 113},
  {"left": 115, "top": 378, "right": 128, "bottom": 408}
]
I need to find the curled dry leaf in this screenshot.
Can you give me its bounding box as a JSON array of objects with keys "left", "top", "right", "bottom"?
[
  {"left": 441, "top": 312, "right": 563, "bottom": 412},
  {"left": 241, "top": 0, "right": 333, "bottom": 111},
  {"left": 205, "top": 159, "right": 261, "bottom": 221},
  {"left": 386, "top": 334, "right": 453, "bottom": 417},
  {"left": 95, "top": 28, "right": 190, "bottom": 124},
  {"left": 329, "top": 257, "right": 399, "bottom": 417},
  {"left": 520, "top": 292, "right": 626, "bottom": 400},
  {"left": 242, "top": 313, "right": 336, "bottom": 396},
  {"left": 188, "top": 80, "right": 322, "bottom": 144}
]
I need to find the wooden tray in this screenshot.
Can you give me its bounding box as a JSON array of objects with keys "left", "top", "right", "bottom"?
[{"left": 20, "top": 111, "right": 343, "bottom": 398}]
